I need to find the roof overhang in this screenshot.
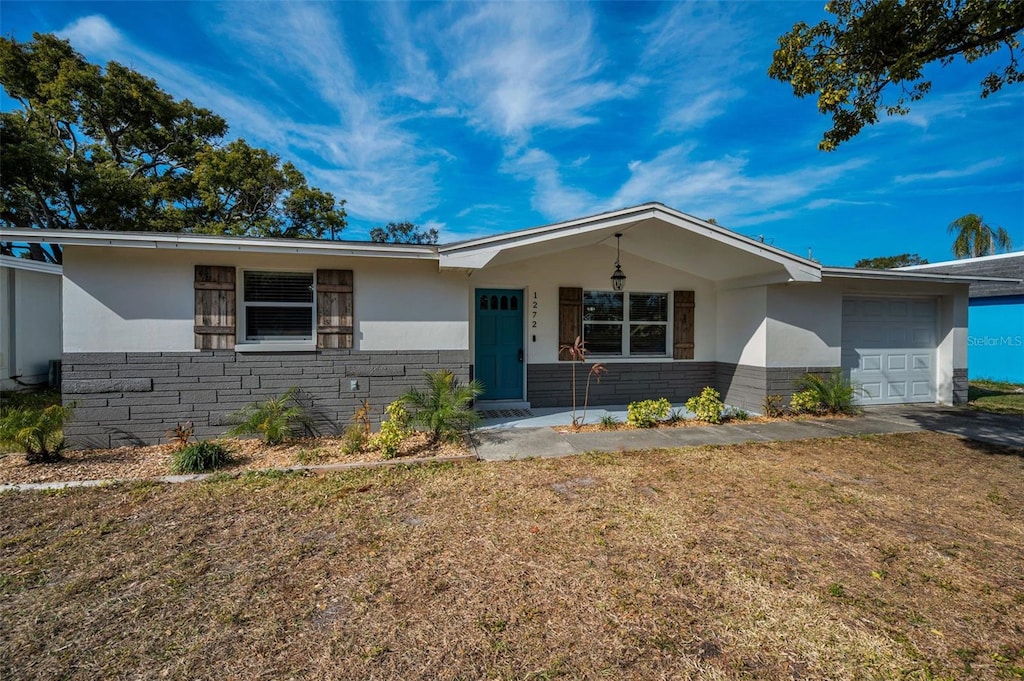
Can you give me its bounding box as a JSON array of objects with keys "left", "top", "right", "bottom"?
[
  {"left": 439, "top": 203, "right": 822, "bottom": 285},
  {"left": 0, "top": 254, "right": 62, "bottom": 275},
  {"left": 0, "top": 228, "right": 439, "bottom": 260},
  {"left": 822, "top": 266, "right": 1021, "bottom": 285}
]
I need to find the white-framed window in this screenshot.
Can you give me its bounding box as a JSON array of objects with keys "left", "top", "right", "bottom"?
[
  {"left": 583, "top": 291, "right": 668, "bottom": 356},
  {"left": 241, "top": 270, "right": 314, "bottom": 342}
]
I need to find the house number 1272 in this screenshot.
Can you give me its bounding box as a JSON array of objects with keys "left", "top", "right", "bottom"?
[{"left": 532, "top": 292, "right": 537, "bottom": 328}]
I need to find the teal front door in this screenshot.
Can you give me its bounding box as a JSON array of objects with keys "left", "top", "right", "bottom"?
[{"left": 475, "top": 289, "right": 524, "bottom": 400}]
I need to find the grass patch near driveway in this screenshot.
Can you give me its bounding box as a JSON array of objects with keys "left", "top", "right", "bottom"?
[
  {"left": 2, "top": 432, "right": 1023, "bottom": 680},
  {"left": 969, "top": 379, "right": 1024, "bottom": 415}
]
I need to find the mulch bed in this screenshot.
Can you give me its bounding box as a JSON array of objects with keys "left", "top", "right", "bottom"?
[{"left": 0, "top": 432, "right": 468, "bottom": 485}]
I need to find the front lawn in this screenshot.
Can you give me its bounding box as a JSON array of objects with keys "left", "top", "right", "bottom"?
[
  {"left": 2, "top": 432, "right": 1023, "bottom": 680},
  {"left": 969, "top": 379, "right": 1024, "bottom": 415}
]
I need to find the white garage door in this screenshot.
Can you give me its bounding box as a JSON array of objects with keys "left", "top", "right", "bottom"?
[{"left": 842, "top": 297, "right": 938, "bottom": 405}]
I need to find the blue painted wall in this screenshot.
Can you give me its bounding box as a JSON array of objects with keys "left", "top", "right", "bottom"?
[{"left": 968, "top": 295, "right": 1024, "bottom": 383}]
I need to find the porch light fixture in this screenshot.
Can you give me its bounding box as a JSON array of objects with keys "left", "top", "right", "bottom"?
[{"left": 610, "top": 233, "right": 626, "bottom": 291}]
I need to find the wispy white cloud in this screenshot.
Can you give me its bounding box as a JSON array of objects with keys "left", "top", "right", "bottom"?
[
  {"left": 438, "top": 2, "right": 637, "bottom": 142},
  {"left": 58, "top": 9, "right": 443, "bottom": 226},
  {"left": 640, "top": 3, "right": 754, "bottom": 132},
  {"left": 894, "top": 158, "right": 1004, "bottom": 184},
  {"left": 501, "top": 148, "right": 596, "bottom": 219},
  {"left": 807, "top": 198, "right": 891, "bottom": 210}
]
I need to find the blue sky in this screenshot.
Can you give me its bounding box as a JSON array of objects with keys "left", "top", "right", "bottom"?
[{"left": 2, "top": 1, "right": 1022, "bottom": 266}]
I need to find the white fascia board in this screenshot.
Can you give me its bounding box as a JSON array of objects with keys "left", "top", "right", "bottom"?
[
  {"left": 0, "top": 254, "right": 63, "bottom": 275},
  {"left": 438, "top": 202, "right": 822, "bottom": 279},
  {"left": 898, "top": 251, "right": 1024, "bottom": 270},
  {"left": 822, "top": 266, "right": 1020, "bottom": 284},
  {"left": 0, "top": 228, "right": 438, "bottom": 260},
  {"left": 438, "top": 207, "right": 659, "bottom": 269}
]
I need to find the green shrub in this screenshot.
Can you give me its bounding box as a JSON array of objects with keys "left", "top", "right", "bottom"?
[
  {"left": 226, "top": 387, "right": 313, "bottom": 445},
  {"left": 172, "top": 440, "right": 233, "bottom": 473},
  {"left": 627, "top": 398, "right": 672, "bottom": 428},
  {"left": 0, "top": 403, "right": 74, "bottom": 464},
  {"left": 685, "top": 387, "right": 724, "bottom": 424},
  {"left": 341, "top": 423, "right": 369, "bottom": 456},
  {"left": 726, "top": 406, "right": 750, "bottom": 421},
  {"left": 790, "top": 389, "right": 822, "bottom": 414},
  {"left": 599, "top": 415, "right": 620, "bottom": 429},
  {"left": 373, "top": 400, "right": 411, "bottom": 459},
  {"left": 762, "top": 394, "right": 786, "bottom": 418},
  {"left": 401, "top": 370, "right": 484, "bottom": 445},
  {"left": 794, "top": 370, "right": 858, "bottom": 415}
]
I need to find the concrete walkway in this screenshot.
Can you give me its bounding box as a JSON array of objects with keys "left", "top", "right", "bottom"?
[{"left": 470, "top": 404, "right": 1023, "bottom": 461}]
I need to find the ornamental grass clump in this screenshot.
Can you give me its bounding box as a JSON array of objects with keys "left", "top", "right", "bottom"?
[
  {"left": 0, "top": 403, "right": 74, "bottom": 464},
  {"left": 227, "top": 387, "right": 313, "bottom": 445},
  {"left": 172, "top": 440, "right": 233, "bottom": 474},
  {"left": 400, "top": 370, "right": 484, "bottom": 445}
]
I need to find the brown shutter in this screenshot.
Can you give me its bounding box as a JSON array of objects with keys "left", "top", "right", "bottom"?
[
  {"left": 558, "top": 287, "right": 582, "bottom": 361},
  {"left": 194, "top": 266, "right": 236, "bottom": 349},
  {"left": 317, "top": 269, "right": 353, "bottom": 349},
  {"left": 673, "top": 290, "right": 695, "bottom": 360}
]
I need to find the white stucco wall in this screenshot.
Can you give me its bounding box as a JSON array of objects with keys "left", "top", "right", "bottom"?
[
  {"left": 715, "top": 286, "right": 766, "bottom": 366},
  {"left": 765, "top": 278, "right": 968, "bottom": 403},
  {"left": 473, "top": 243, "right": 717, "bottom": 363},
  {"left": 766, "top": 283, "right": 842, "bottom": 367},
  {"left": 62, "top": 246, "right": 469, "bottom": 353},
  {"left": 1, "top": 261, "right": 63, "bottom": 388}
]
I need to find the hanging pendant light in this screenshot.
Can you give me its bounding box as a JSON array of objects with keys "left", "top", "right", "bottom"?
[{"left": 610, "top": 233, "right": 626, "bottom": 291}]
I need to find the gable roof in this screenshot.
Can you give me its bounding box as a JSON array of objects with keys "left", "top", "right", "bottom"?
[
  {"left": 897, "top": 252, "right": 1024, "bottom": 298},
  {"left": 439, "top": 203, "right": 823, "bottom": 286}
]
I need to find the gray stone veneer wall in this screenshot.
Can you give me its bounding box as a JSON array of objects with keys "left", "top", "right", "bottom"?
[
  {"left": 62, "top": 350, "right": 470, "bottom": 448},
  {"left": 953, "top": 368, "right": 968, "bottom": 405},
  {"left": 716, "top": 363, "right": 838, "bottom": 413},
  {"left": 527, "top": 362, "right": 717, "bottom": 408}
]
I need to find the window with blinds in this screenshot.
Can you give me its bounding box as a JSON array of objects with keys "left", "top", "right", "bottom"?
[
  {"left": 583, "top": 290, "right": 668, "bottom": 356},
  {"left": 242, "top": 271, "right": 314, "bottom": 341}
]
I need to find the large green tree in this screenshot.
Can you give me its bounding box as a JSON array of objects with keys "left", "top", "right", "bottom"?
[
  {"left": 947, "top": 213, "right": 1013, "bottom": 257},
  {"left": 854, "top": 253, "right": 929, "bottom": 268},
  {"left": 0, "top": 33, "right": 346, "bottom": 262},
  {"left": 369, "top": 221, "right": 439, "bottom": 245},
  {"left": 769, "top": 0, "right": 1024, "bottom": 150}
]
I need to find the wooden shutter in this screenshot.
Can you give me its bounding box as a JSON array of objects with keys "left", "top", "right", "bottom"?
[
  {"left": 558, "top": 287, "right": 582, "bottom": 361},
  {"left": 317, "top": 269, "right": 353, "bottom": 349},
  {"left": 194, "top": 266, "right": 236, "bottom": 350},
  {"left": 673, "top": 290, "right": 695, "bottom": 360}
]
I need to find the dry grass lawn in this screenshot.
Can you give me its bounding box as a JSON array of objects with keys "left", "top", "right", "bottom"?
[{"left": 2, "top": 432, "right": 1022, "bottom": 680}]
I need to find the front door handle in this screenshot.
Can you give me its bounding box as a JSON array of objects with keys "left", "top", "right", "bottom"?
[{"left": 518, "top": 349, "right": 524, "bottom": 362}]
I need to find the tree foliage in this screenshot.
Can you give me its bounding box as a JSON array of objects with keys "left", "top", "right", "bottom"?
[
  {"left": 0, "top": 33, "right": 347, "bottom": 262},
  {"left": 369, "top": 221, "right": 439, "bottom": 244},
  {"left": 769, "top": 0, "right": 1024, "bottom": 150},
  {"left": 947, "top": 213, "right": 1013, "bottom": 257},
  {"left": 854, "top": 253, "right": 929, "bottom": 268}
]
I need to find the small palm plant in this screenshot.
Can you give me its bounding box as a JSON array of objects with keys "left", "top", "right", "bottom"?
[
  {"left": 226, "top": 387, "right": 313, "bottom": 445},
  {"left": 794, "top": 370, "right": 859, "bottom": 415},
  {"left": 400, "top": 370, "right": 484, "bottom": 445},
  {"left": 558, "top": 336, "right": 606, "bottom": 429},
  {"left": 0, "top": 403, "right": 74, "bottom": 464}
]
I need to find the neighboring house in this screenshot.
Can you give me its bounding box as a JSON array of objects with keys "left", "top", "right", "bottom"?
[
  {"left": 900, "top": 252, "right": 1024, "bottom": 383},
  {"left": 0, "top": 255, "right": 63, "bottom": 392},
  {"left": 1, "top": 203, "right": 988, "bottom": 447}
]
